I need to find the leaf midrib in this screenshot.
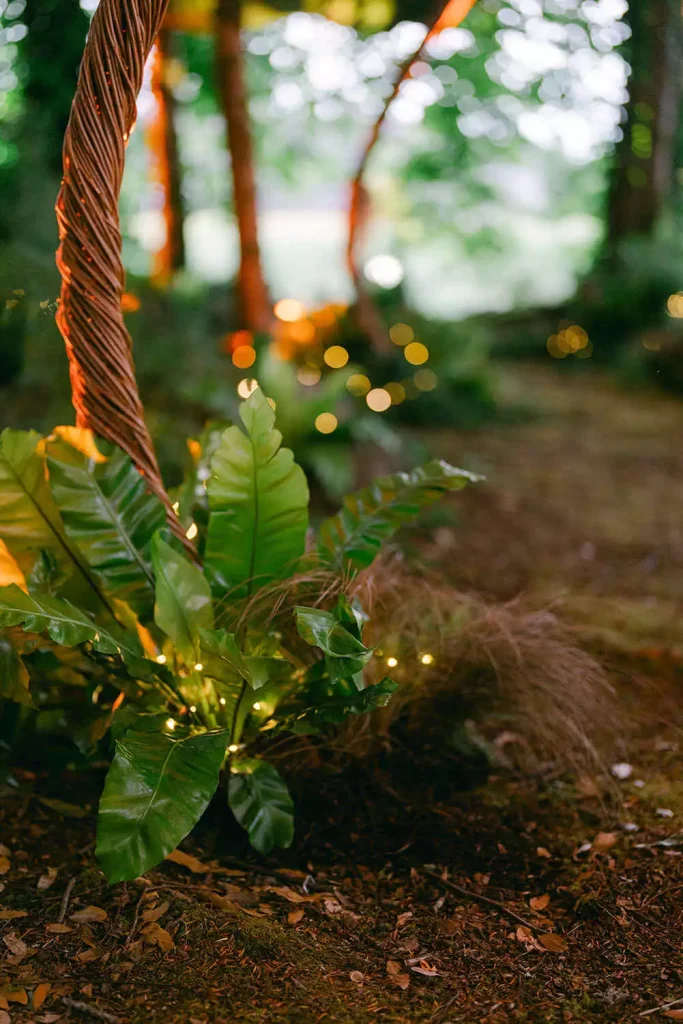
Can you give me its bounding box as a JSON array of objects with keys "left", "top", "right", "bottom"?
[
  {"left": 2, "top": 453, "right": 117, "bottom": 617},
  {"left": 89, "top": 463, "right": 155, "bottom": 587},
  {"left": 128, "top": 735, "right": 178, "bottom": 839}
]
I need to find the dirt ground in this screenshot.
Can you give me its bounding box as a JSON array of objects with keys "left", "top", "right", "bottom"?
[{"left": 1, "top": 365, "right": 683, "bottom": 1024}]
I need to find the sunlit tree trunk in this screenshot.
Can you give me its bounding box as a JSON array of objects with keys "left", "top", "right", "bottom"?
[
  {"left": 148, "top": 28, "right": 186, "bottom": 284},
  {"left": 215, "top": 0, "right": 271, "bottom": 333},
  {"left": 607, "top": 0, "right": 683, "bottom": 245}
]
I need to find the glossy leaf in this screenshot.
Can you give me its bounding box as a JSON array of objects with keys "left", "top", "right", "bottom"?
[
  {"left": 151, "top": 533, "right": 213, "bottom": 663},
  {"left": 205, "top": 388, "right": 309, "bottom": 597},
  {"left": 0, "top": 429, "right": 72, "bottom": 579},
  {"left": 0, "top": 633, "right": 32, "bottom": 707},
  {"left": 198, "top": 627, "right": 277, "bottom": 691},
  {"left": 0, "top": 583, "right": 141, "bottom": 660},
  {"left": 318, "top": 460, "right": 482, "bottom": 573},
  {"left": 228, "top": 758, "right": 294, "bottom": 854},
  {"left": 286, "top": 677, "right": 398, "bottom": 733},
  {"left": 47, "top": 433, "right": 166, "bottom": 618},
  {"left": 96, "top": 727, "right": 227, "bottom": 882},
  {"left": 295, "top": 604, "right": 373, "bottom": 681}
]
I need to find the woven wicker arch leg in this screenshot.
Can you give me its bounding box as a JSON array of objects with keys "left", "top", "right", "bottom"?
[{"left": 55, "top": 0, "right": 193, "bottom": 552}]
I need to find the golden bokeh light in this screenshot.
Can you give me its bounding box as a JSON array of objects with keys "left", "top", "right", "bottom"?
[
  {"left": 232, "top": 344, "right": 256, "bottom": 369},
  {"left": 288, "top": 319, "right": 316, "bottom": 344},
  {"left": 237, "top": 378, "right": 259, "bottom": 399},
  {"left": 404, "top": 341, "right": 429, "bottom": 365},
  {"left": 546, "top": 335, "right": 567, "bottom": 359},
  {"left": 274, "top": 298, "right": 307, "bottom": 322},
  {"left": 386, "top": 656, "right": 398, "bottom": 668},
  {"left": 121, "top": 292, "right": 141, "bottom": 313},
  {"left": 389, "top": 323, "right": 414, "bottom": 346},
  {"left": 547, "top": 324, "right": 591, "bottom": 359},
  {"left": 186, "top": 522, "right": 198, "bottom": 541},
  {"left": 414, "top": 368, "right": 437, "bottom": 391},
  {"left": 297, "top": 365, "right": 321, "bottom": 386},
  {"left": 384, "top": 381, "right": 406, "bottom": 405},
  {"left": 346, "top": 373, "right": 371, "bottom": 396},
  {"left": 311, "top": 305, "right": 337, "bottom": 328},
  {"left": 366, "top": 388, "right": 392, "bottom": 412},
  {"left": 315, "top": 412, "right": 338, "bottom": 434},
  {"left": 667, "top": 293, "right": 683, "bottom": 318},
  {"left": 324, "top": 345, "right": 349, "bottom": 369}
]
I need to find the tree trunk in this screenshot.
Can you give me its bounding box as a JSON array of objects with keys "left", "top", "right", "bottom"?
[
  {"left": 148, "top": 28, "right": 186, "bottom": 283},
  {"left": 607, "top": 0, "right": 683, "bottom": 245},
  {"left": 215, "top": 0, "right": 271, "bottom": 333}
]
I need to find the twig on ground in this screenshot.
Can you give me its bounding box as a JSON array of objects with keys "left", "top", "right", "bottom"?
[
  {"left": 57, "top": 877, "right": 75, "bottom": 923},
  {"left": 62, "top": 997, "right": 119, "bottom": 1023},
  {"left": 125, "top": 887, "right": 149, "bottom": 946},
  {"left": 637, "top": 995, "right": 683, "bottom": 1017},
  {"left": 422, "top": 867, "right": 552, "bottom": 934}
]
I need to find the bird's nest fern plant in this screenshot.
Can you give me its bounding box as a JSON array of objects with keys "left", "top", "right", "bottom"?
[{"left": 0, "top": 388, "right": 479, "bottom": 882}]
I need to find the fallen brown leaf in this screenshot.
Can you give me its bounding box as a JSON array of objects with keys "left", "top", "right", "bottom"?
[
  {"left": 396, "top": 911, "right": 413, "bottom": 928},
  {"left": 33, "top": 983, "right": 51, "bottom": 1009},
  {"left": 36, "top": 796, "right": 87, "bottom": 818},
  {"left": 0, "top": 857, "right": 10, "bottom": 876},
  {"left": 46, "top": 923, "right": 72, "bottom": 934},
  {"left": 591, "top": 832, "right": 618, "bottom": 856},
  {"left": 530, "top": 894, "right": 550, "bottom": 911},
  {"left": 0, "top": 1011, "right": 8, "bottom": 1024},
  {"left": 0, "top": 988, "right": 28, "bottom": 1005},
  {"left": 663, "top": 1011, "right": 683, "bottom": 1020},
  {"left": 349, "top": 971, "right": 364, "bottom": 984},
  {"left": 2, "top": 934, "right": 27, "bottom": 956},
  {"left": 536, "top": 847, "right": 552, "bottom": 859},
  {"left": 390, "top": 973, "right": 410, "bottom": 990},
  {"left": 410, "top": 962, "right": 440, "bottom": 977},
  {"left": 516, "top": 925, "right": 535, "bottom": 945},
  {"left": 69, "top": 905, "right": 107, "bottom": 924},
  {"left": 141, "top": 900, "right": 169, "bottom": 923},
  {"left": 166, "top": 848, "right": 212, "bottom": 873},
  {"left": 386, "top": 960, "right": 402, "bottom": 975},
  {"left": 37, "top": 868, "right": 58, "bottom": 891},
  {"left": 76, "top": 948, "right": 100, "bottom": 963},
  {"left": 141, "top": 921, "right": 174, "bottom": 952},
  {"left": 0, "top": 910, "right": 27, "bottom": 920},
  {"left": 538, "top": 933, "right": 566, "bottom": 953},
  {"left": 288, "top": 908, "right": 305, "bottom": 925}
]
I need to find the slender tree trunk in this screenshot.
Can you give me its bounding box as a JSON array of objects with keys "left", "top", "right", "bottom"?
[
  {"left": 607, "top": 0, "right": 682, "bottom": 245},
  {"left": 148, "top": 28, "right": 186, "bottom": 283},
  {"left": 215, "top": 0, "right": 271, "bottom": 333},
  {"left": 347, "top": 0, "right": 475, "bottom": 353}
]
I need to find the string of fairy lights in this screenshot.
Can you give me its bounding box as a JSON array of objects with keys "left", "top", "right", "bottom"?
[
  {"left": 160, "top": 647, "right": 436, "bottom": 734},
  {"left": 225, "top": 297, "right": 438, "bottom": 433}
]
